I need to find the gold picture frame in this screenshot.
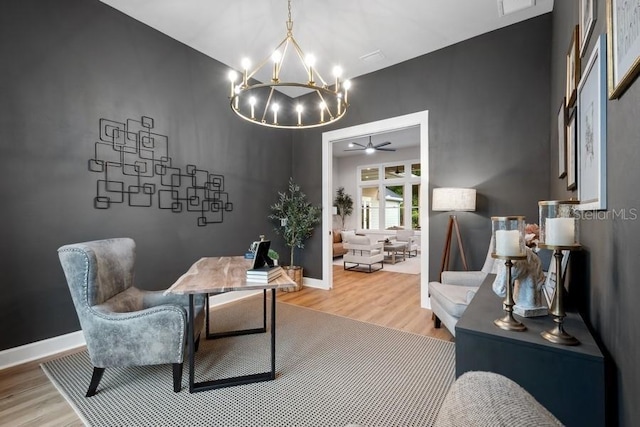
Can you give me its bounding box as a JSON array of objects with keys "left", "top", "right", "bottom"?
[
  {"left": 579, "top": 0, "right": 596, "bottom": 57},
  {"left": 557, "top": 99, "right": 567, "bottom": 179},
  {"left": 606, "top": 0, "right": 640, "bottom": 99},
  {"left": 566, "top": 108, "right": 577, "bottom": 191},
  {"left": 566, "top": 26, "right": 581, "bottom": 107}
]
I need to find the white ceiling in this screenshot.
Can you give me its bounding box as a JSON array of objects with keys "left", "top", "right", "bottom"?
[
  {"left": 100, "top": 0, "right": 553, "bottom": 96},
  {"left": 99, "top": 0, "right": 553, "bottom": 154}
]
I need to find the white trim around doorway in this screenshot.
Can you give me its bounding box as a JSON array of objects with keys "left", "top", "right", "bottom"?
[{"left": 322, "top": 111, "right": 431, "bottom": 308}]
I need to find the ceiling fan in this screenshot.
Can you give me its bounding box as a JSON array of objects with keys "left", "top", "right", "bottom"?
[{"left": 344, "top": 136, "right": 396, "bottom": 154}]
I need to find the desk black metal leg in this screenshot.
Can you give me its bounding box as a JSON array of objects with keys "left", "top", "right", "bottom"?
[
  {"left": 188, "top": 294, "right": 195, "bottom": 393},
  {"left": 206, "top": 289, "right": 267, "bottom": 339},
  {"left": 188, "top": 289, "right": 277, "bottom": 393},
  {"left": 270, "top": 288, "right": 276, "bottom": 378},
  {"left": 263, "top": 289, "right": 267, "bottom": 330}
]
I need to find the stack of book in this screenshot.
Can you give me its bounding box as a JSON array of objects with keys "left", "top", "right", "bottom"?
[{"left": 246, "top": 266, "right": 283, "bottom": 283}]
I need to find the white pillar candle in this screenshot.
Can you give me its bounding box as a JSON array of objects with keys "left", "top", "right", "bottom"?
[
  {"left": 495, "top": 230, "right": 521, "bottom": 256},
  {"left": 545, "top": 218, "right": 575, "bottom": 245}
]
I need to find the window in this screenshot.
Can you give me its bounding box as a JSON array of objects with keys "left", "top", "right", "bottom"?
[
  {"left": 384, "top": 165, "right": 405, "bottom": 179},
  {"left": 356, "top": 161, "right": 421, "bottom": 230},
  {"left": 360, "top": 168, "right": 378, "bottom": 181},
  {"left": 360, "top": 186, "right": 379, "bottom": 230},
  {"left": 385, "top": 185, "right": 404, "bottom": 229},
  {"left": 411, "top": 183, "right": 421, "bottom": 229}
]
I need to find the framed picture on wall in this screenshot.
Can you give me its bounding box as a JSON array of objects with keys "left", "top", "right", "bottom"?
[
  {"left": 566, "top": 108, "right": 577, "bottom": 191},
  {"left": 566, "top": 26, "right": 581, "bottom": 107},
  {"left": 580, "top": 0, "right": 596, "bottom": 57},
  {"left": 557, "top": 99, "right": 567, "bottom": 179},
  {"left": 606, "top": 0, "right": 640, "bottom": 98},
  {"left": 577, "top": 34, "right": 607, "bottom": 210}
]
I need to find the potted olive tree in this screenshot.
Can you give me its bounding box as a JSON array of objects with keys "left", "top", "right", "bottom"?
[
  {"left": 334, "top": 186, "right": 354, "bottom": 230},
  {"left": 269, "top": 178, "right": 322, "bottom": 291}
]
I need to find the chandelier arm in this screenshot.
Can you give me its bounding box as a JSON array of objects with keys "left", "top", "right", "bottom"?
[
  {"left": 315, "top": 90, "right": 335, "bottom": 121},
  {"left": 246, "top": 37, "right": 289, "bottom": 81},
  {"left": 276, "top": 38, "right": 292, "bottom": 81},
  {"left": 289, "top": 35, "right": 307, "bottom": 70},
  {"left": 261, "top": 86, "right": 276, "bottom": 123},
  {"left": 288, "top": 36, "right": 329, "bottom": 88}
]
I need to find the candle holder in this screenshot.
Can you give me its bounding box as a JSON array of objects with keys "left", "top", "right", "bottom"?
[
  {"left": 539, "top": 200, "right": 581, "bottom": 345},
  {"left": 538, "top": 246, "right": 581, "bottom": 345},
  {"left": 491, "top": 216, "right": 527, "bottom": 331},
  {"left": 539, "top": 200, "right": 581, "bottom": 248}
]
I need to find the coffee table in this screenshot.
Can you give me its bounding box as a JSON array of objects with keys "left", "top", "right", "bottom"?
[
  {"left": 383, "top": 241, "right": 407, "bottom": 264},
  {"left": 165, "top": 256, "right": 296, "bottom": 393}
]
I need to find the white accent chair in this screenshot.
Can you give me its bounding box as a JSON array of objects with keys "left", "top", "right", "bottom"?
[
  {"left": 429, "top": 237, "right": 497, "bottom": 336},
  {"left": 394, "top": 229, "right": 419, "bottom": 257},
  {"left": 343, "top": 235, "right": 384, "bottom": 273}
]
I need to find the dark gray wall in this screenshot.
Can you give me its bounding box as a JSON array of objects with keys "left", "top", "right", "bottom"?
[
  {"left": 295, "top": 15, "right": 552, "bottom": 280},
  {"left": 0, "top": 0, "right": 293, "bottom": 350},
  {"left": 550, "top": 2, "right": 640, "bottom": 426}
]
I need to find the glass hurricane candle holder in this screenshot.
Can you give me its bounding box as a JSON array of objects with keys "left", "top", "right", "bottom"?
[
  {"left": 492, "top": 216, "right": 526, "bottom": 258},
  {"left": 539, "top": 200, "right": 580, "bottom": 247},
  {"left": 538, "top": 200, "right": 582, "bottom": 345},
  {"left": 491, "top": 216, "right": 527, "bottom": 331}
]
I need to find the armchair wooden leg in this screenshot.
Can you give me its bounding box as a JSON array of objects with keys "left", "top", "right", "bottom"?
[
  {"left": 173, "top": 363, "right": 183, "bottom": 392},
  {"left": 86, "top": 367, "right": 105, "bottom": 397},
  {"left": 434, "top": 315, "right": 442, "bottom": 329}
]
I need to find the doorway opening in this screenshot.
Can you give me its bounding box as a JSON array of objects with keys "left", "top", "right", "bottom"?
[{"left": 321, "top": 111, "right": 431, "bottom": 308}]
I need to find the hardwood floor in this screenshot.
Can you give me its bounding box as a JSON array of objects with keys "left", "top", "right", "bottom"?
[
  {"left": 0, "top": 265, "right": 452, "bottom": 426},
  {"left": 279, "top": 265, "right": 453, "bottom": 340},
  {"left": 0, "top": 349, "right": 85, "bottom": 427}
]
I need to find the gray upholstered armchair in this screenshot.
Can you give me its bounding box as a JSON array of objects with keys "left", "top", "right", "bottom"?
[
  {"left": 429, "top": 237, "right": 497, "bottom": 336},
  {"left": 57, "top": 238, "right": 205, "bottom": 396}
]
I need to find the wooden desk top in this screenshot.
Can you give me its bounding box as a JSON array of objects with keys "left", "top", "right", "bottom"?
[{"left": 165, "top": 256, "right": 296, "bottom": 295}]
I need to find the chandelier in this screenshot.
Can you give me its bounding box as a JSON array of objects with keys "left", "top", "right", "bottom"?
[{"left": 227, "top": 0, "right": 351, "bottom": 129}]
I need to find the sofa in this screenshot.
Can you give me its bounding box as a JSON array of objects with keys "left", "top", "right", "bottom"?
[{"left": 332, "top": 229, "right": 354, "bottom": 258}]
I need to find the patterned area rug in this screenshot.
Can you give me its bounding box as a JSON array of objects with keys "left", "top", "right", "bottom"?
[{"left": 42, "top": 296, "right": 454, "bottom": 426}]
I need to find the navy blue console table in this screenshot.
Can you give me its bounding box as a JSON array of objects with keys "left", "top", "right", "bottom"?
[{"left": 455, "top": 274, "right": 605, "bottom": 427}]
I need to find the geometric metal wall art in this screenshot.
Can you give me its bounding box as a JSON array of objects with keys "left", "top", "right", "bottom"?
[{"left": 88, "top": 116, "right": 233, "bottom": 226}]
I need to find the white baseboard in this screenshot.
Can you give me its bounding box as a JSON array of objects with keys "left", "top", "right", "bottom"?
[
  {"left": 0, "top": 277, "right": 327, "bottom": 370},
  {"left": 303, "top": 277, "right": 328, "bottom": 290},
  {"left": 208, "top": 290, "right": 262, "bottom": 307},
  {"left": 421, "top": 282, "right": 432, "bottom": 309},
  {"left": 0, "top": 330, "right": 85, "bottom": 370}
]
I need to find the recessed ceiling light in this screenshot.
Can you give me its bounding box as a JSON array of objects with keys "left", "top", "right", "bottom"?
[{"left": 497, "top": 0, "right": 535, "bottom": 17}]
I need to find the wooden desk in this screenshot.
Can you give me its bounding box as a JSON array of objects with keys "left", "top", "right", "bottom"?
[
  {"left": 165, "top": 256, "right": 296, "bottom": 393},
  {"left": 455, "top": 275, "right": 605, "bottom": 426}
]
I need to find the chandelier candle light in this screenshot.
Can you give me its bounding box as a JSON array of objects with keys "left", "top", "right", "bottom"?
[
  {"left": 491, "top": 216, "right": 527, "bottom": 332},
  {"left": 538, "top": 200, "right": 581, "bottom": 345},
  {"left": 227, "top": 0, "right": 350, "bottom": 129}
]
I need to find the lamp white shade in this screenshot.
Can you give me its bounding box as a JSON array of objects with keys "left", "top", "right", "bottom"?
[{"left": 432, "top": 188, "right": 477, "bottom": 212}]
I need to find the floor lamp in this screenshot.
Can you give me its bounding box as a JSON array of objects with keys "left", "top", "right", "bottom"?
[{"left": 432, "top": 188, "right": 477, "bottom": 279}]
